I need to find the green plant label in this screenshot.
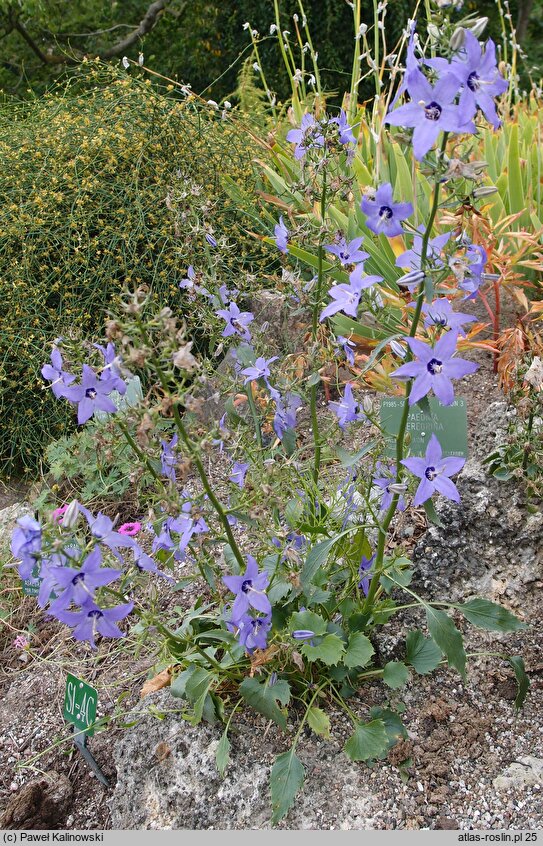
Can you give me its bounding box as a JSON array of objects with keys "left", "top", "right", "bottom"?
[
  {"left": 21, "top": 565, "right": 41, "bottom": 596},
  {"left": 380, "top": 397, "right": 468, "bottom": 458},
  {"left": 63, "top": 674, "right": 98, "bottom": 737}
]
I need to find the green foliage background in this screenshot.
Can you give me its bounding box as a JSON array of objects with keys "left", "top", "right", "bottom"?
[
  {"left": 0, "top": 65, "right": 268, "bottom": 475},
  {"left": 2, "top": 1, "right": 540, "bottom": 104}
]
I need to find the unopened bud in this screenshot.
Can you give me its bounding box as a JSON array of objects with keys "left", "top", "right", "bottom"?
[
  {"left": 390, "top": 340, "right": 407, "bottom": 359},
  {"left": 427, "top": 23, "right": 440, "bottom": 43},
  {"left": 472, "top": 186, "right": 498, "bottom": 198},
  {"left": 362, "top": 395, "right": 373, "bottom": 414},
  {"left": 62, "top": 500, "right": 80, "bottom": 529},
  {"left": 398, "top": 269, "right": 425, "bottom": 289},
  {"left": 388, "top": 483, "right": 408, "bottom": 494},
  {"left": 470, "top": 17, "right": 488, "bottom": 38},
  {"left": 450, "top": 27, "right": 465, "bottom": 51}
]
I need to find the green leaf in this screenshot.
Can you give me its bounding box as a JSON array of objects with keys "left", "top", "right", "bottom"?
[
  {"left": 383, "top": 661, "right": 410, "bottom": 690},
  {"left": 301, "top": 634, "right": 345, "bottom": 666},
  {"left": 215, "top": 730, "right": 230, "bottom": 777},
  {"left": 335, "top": 441, "right": 378, "bottom": 468},
  {"left": 344, "top": 631, "right": 375, "bottom": 669},
  {"left": 460, "top": 599, "right": 527, "bottom": 633},
  {"left": 285, "top": 498, "right": 304, "bottom": 527},
  {"left": 426, "top": 606, "right": 467, "bottom": 681},
  {"left": 301, "top": 528, "right": 353, "bottom": 589},
  {"left": 344, "top": 719, "right": 389, "bottom": 762},
  {"left": 184, "top": 668, "right": 216, "bottom": 723},
  {"left": 507, "top": 656, "right": 530, "bottom": 711},
  {"left": 307, "top": 706, "right": 331, "bottom": 739},
  {"left": 269, "top": 679, "right": 291, "bottom": 707},
  {"left": 224, "top": 396, "right": 247, "bottom": 426},
  {"left": 370, "top": 707, "right": 409, "bottom": 752},
  {"left": 406, "top": 629, "right": 442, "bottom": 675},
  {"left": 423, "top": 498, "right": 443, "bottom": 527},
  {"left": 288, "top": 610, "right": 327, "bottom": 637},
  {"left": 270, "top": 749, "right": 306, "bottom": 825},
  {"left": 239, "top": 677, "right": 287, "bottom": 730}
]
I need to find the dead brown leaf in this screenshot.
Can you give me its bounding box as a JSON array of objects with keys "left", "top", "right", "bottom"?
[{"left": 140, "top": 667, "right": 173, "bottom": 698}]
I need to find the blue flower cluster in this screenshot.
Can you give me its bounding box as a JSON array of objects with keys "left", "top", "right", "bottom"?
[{"left": 42, "top": 342, "right": 126, "bottom": 425}]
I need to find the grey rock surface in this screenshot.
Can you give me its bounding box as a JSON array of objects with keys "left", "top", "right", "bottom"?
[
  {"left": 108, "top": 691, "right": 375, "bottom": 830},
  {"left": 412, "top": 402, "right": 542, "bottom": 601},
  {"left": 493, "top": 757, "right": 543, "bottom": 791}
]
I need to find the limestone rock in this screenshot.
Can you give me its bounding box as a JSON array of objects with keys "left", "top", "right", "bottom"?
[
  {"left": 493, "top": 757, "right": 543, "bottom": 791},
  {"left": 108, "top": 691, "right": 375, "bottom": 829},
  {"left": 412, "top": 402, "right": 542, "bottom": 602}
]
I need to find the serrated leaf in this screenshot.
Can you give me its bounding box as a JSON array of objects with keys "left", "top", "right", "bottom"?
[
  {"left": 344, "top": 631, "right": 374, "bottom": 669},
  {"left": 406, "top": 629, "right": 442, "bottom": 675},
  {"left": 307, "top": 706, "right": 331, "bottom": 739},
  {"left": 270, "top": 749, "right": 306, "bottom": 825},
  {"left": 383, "top": 661, "right": 410, "bottom": 690},
  {"left": 426, "top": 606, "right": 466, "bottom": 680},
  {"left": 507, "top": 656, "right": 530, "bottom": 711},
  {"left": 460, "top": 599, "right": 526, "bottom": 633},
  {"left": 269, "top": 679, "right": 291, "bottom": 707},
  {"left": 239, "top": 677, "right": 287, "bottom": 730},
  {"left": 215, "top": 730, "right": 230, "bottom": 776},
  {"left": 289, "top": 609, "right": 327, "bottom": 637},
  {"left": 301, "top": 634, "right": 345, "bottom": 666},
  {"left": 344, "top": 719, "right": 389, "bottom": 762}
]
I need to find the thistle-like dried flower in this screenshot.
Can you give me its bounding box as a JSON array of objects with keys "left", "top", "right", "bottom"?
[
  {"left": 136, "top": 413, "right": 154, "bottom": 447},
  {"left": 173, "top": 343, "right": 199, "bottom": 373},
  {"left": 105, "top": 320, "right": 123, "bottom": 340}
]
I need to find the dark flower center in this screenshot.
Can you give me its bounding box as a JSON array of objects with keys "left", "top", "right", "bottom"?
[
  {"left": 88, "top": 609, "right": 103, "bottom": 620},
  {"left": 424, "top": 101, "right": 442, "bottom": 121},
  {"left": 432, "top": 313, "right": 448, "bottom": 327},
  {"left": 251, "top": 619, "right": 263, "bottom": 630},
  {"left": 241, "top": 579, "right": 253, "bottom": 594},
  {"left": 425, "top": 465, "right": 437, "bottom": 481},
  {"left": 339, "top": 251, "right": 350, "bottom": 261},
  {"left": 85, "top": 387, "right": 97, "bottom": 399},
  {"left": 467, "top": 72, "right": 480, "bottom": 92},
  {"left": 379, "top": 205, "right": 393, "bottom": 220},
  {"left": 72, "top": 573, "right": 85, "bottom": 586},
  {"left": 427, "top": 357, "right": 443, "bottom": 375}
]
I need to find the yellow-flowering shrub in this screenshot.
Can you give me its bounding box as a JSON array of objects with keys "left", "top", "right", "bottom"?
[{"left": 0, "top": 65, "right": 269, "bottom": 475}]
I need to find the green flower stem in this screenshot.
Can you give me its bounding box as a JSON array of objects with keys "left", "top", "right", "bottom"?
[
  {"left": 117, "top": 419, "right": 168, "bottom": 492},
  {"left": 310, "top": 168, "right": 328, "bottom": 485},
  {"left": 362, "top": 132, "right": 449, "bottom": 615},
  {"left": 246, "top": 385, "right": 263, "bottom": 450},
  {"left": 134, "top": 317, "right": 246, "bottom": 571}
]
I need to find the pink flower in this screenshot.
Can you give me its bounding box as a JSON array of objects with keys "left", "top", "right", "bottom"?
[
  {"left": 51, "top": 505, "right": 68, "bottom": 524},
  {"left": 13, "top": 635, "right": 29, "bottom": 650},
  {"left": 118, "top": 522, "right": 142, "bottom": 537}
]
